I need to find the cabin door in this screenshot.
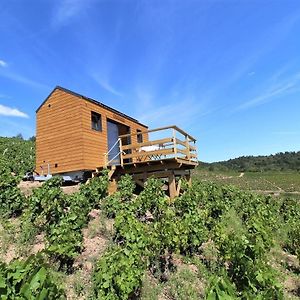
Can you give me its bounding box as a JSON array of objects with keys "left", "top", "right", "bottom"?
[{"left": 107, "top": 120, "right": 120, "bottom": 165}]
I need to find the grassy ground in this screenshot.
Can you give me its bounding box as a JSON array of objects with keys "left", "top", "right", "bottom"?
[{"left": 193, "top": 169, "right": 300, "bottom": 199}]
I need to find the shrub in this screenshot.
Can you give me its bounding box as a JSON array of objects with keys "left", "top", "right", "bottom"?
[
  {"left": 0, "top": 169, "right": 24, "bottom": 217},
  {"left": 0, "top": 254, "right": 65, "bottom": 299}
]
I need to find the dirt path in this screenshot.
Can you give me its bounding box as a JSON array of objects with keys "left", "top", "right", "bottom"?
[
  {"left": 263, "top": 179, "right": 283, "bottom": 192},
  {"left": 65, "top": 210, "right": 112, "bottom": 299},
  {"left": 18, "top": 181, "right": 80, "bottom": 195}
]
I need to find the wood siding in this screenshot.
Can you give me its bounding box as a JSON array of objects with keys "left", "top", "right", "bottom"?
[
  {"left": 36, "top": 88, "right": 148, "bottom": 174},
  {"left": 81, "top": 100, "right": 148, "bottom": 170}
]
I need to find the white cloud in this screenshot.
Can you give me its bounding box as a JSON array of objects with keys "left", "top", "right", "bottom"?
[
  {"left": 0, "top": 71, "right": 49, "bottom": 89},
  {"left": 236, "top": 72, "right": 300, "bottom": 111},
  {"left": 52, "top": 0, "right": 92, "bottom": 27},
  {"left": 0, "top": 60, "right": 7, "bottom": 67},
  {"left": 0, "top": 104, "right": 29, "bottom": 118},
  {"left": 138, "top": 97, "right": 213, "bottom": 130},
  {"left": 92, "top": 74, "right": 123, "bottom": 97}
]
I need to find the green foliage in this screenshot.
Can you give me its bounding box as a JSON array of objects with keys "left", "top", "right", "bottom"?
[
  {"left": 93, "top": 245, "right": 146, "bottom": 300},
  {"left": 0, "top": 254, "right": 65, "bottom": 299},
  {"left": 0, "top": 169, "right": 24, "bottom": 217},
  {"left": 1, "top": 156, "right": 297, "bottom": 299},
  {"left": 117, "top": 174, "right": 135, "bottom": 200},
  {"left": 46, "top": 214, "right": 84, "bottom": 266},
  {"left": 94, "top": 176, "right": 288, "bottom": 299},
  {"left": 102, "top": 174, "right": 136, "bottom": 218},
  {"left": 102, "top": 193, "right": 123, "bottom": 218},
  {"left": 79, "top": 170, "right": 109, "bottom": 209},
  {"left": 26, "top": 176, "right": 66, "bottom": 229},
  {"left": 20, "top": 174, "right": 109, "bottom": 268},
  {"left": 280, "top": 198, "right": 300, "bottom": 260},
  {"left": 0, "top": 136, "right": 35, "bottom": 175},
  {"left": 202, "top": 151, "right": 300, "bottom": 172},
  {"left": 206, "top": 273, "right": 238, "bottom": 300}
]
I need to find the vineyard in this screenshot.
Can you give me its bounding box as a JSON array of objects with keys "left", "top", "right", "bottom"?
[
  {"left": 0, "top": 138, "right": 299, "bottom": 299},
  {"left": 0, "top": 137, "right": 35, "bottom": 176}
]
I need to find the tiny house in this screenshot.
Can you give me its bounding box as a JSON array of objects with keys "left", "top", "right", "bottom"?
[
  {"left": 36, "top": 86, "right": 198, "bottom": 197},
  {"left": 36, "top": 86, "right": 148, "bottom": 180}
]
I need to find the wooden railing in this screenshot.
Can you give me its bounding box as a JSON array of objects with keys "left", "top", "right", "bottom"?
[{"left": 118, "top": 125, "right": 198, "bottom": 166}]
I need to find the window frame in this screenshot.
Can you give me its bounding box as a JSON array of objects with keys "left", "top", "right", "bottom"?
[
  {"left": 137, "top": 129, "right": 143, "bottom": 143},
  {"left": 91, "top": 111, "right": 102, "bottom": 132}
]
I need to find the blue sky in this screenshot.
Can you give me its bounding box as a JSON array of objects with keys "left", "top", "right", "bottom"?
[{"left": 1, "top": 0, "right": 300, "bottom": 162}]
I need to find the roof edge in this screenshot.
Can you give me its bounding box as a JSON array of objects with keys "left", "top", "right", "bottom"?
[{"left": 36, "top": 86, "right": 148, "bottom": 128}]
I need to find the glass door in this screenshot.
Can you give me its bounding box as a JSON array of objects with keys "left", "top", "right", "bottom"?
[{"left": 107, "top": 120, "right": 120, "bottom": 165}]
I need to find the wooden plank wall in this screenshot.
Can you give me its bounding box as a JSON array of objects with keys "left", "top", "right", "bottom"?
[
  {"left": 36, "top": 88, "right": 148, "bottom": 174},
  {"left": 36, "top": 89, "right": 85, "bottom": 174},
  {"left": 81, "top": 100, "right": 148, "bottom": 170}
]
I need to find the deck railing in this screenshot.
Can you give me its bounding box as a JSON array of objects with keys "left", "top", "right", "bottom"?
[{"left": 117, "top": 125, "right": 198, "bottom": 166}]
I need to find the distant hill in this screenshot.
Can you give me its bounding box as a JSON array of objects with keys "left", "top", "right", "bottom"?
[{"left": 201, "top": 151, "right": 300, "bottom": 172}]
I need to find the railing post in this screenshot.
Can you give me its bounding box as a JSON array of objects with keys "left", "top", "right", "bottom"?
[
  {"left": 194, "top": 141, "right": 198, "bottom": 163},
  {"left": 172, "top": 128, "right": 177, "bottom": 158},
  {"left": 119, "top": 138, "right": 124, "bottom": 167},
  {"left": 104, "top": 153, "right": 108, "bottom": 168},
  {"left": 185, "top": 135, "right": 191, "bottom": 161}
]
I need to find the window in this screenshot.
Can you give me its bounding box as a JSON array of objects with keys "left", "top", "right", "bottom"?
[
  {"left": 137, "top": 129, "right": 143, "bottom": 143},
  {"left": 91, "top": 111, "right": 102, "bottom": 131}
]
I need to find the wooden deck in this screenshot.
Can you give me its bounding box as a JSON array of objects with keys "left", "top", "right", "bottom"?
[
  {"left": 105, "top": 125, "right": 197, "bottom": 167},
  {"left": 98, "top": 125, "right": 198, "bottom": 198}
]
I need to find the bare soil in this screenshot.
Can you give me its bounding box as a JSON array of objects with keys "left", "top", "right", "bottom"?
[
  {"left": 18, "top": 181, "right": 80, "bottom": 195},
  {"left": 64, "top": 210, "right": 112, "bottom": 299}
]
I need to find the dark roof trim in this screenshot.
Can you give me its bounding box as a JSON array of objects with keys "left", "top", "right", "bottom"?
[{"left": 36, "top": 86, "right": 148, "bottom": 128}]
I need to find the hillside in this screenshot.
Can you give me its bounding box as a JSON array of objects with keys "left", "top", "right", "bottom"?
[
  {"left": 203, "top": 151, "right": 300, "bottom": 172},
  {"left": 0, "top": 136, "right": 299, "bottom": 298}
]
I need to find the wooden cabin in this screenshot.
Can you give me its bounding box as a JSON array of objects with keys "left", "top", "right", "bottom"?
[{"left": 36, "top": 86, "right": 198, "bottom": 197}]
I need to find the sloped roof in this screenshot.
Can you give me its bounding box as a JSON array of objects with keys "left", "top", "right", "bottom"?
[{"left": 36, "top": 86, "right": 148, "bottom": 128}]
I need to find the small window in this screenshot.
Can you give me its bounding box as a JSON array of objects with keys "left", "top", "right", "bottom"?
[
  {"left": 137, "top": 129, "right": 143, "bottom": 143},
  {"left": 91, "top": 111, "right": 102, "bottom": 131}
]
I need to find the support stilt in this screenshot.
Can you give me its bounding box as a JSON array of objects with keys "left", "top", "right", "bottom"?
[{"left": 168, "top": 172, "right": 176, "bottom": 199}]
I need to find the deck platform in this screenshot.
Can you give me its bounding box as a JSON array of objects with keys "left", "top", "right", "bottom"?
[{"left": 97, "top": 125, "right": 198, "bottom": 198}]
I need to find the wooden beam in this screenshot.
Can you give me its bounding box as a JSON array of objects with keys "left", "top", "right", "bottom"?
[
  {"left": 173, "top": 128, "right": 177, "bottom": 159},
  {"left": 108, "top": 165, "right": 116, "bottom": 180},
  {"left": 177, "top": 148, "right": 187, "bottom": 155},
  {"left": 121, "top": 138, "right": 173, "bottom": 151},
  {"left": 119, "top": 125, "right": 196, "bottom": 142},
  {"left": 134, "top": 179, "right": 145, "bottom": 188},
  {"left": 168, "top": 172, "right": 176, "bottom": 199},
  {"left": 176, "top": 158, "right": 198, "bottom": 166},
  {"left": 175, "top": 138, "right": 186, "bottom": 147},
  {"left": 132, "top": 169, "right": 188, "bottom": 180},
  {"left": 108, "top": 178, "right": 118, "bottom": 195},
  {"left": 189, "top": 144, "right": 197, "bottom": 151},
  {"left": 122, "top": 148, "right": 174, "bottom": 160},
  {"left": 118, "top": 159, "right": 196, "bottom": 175},
  {"left": 172, "top": 126, "right": 196, "bottom": 141},
  {"left": 185, "top": 170, "right": 192, "bottom": 186},
  {"left": 119, "top": 139, "right": 124, "bottom": 167},
  {"left": 176, "top": 179, "right": 182, "bottom": 196},
  {"left": 185, "top": 136, "right": 191, "bottom": 160}
]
